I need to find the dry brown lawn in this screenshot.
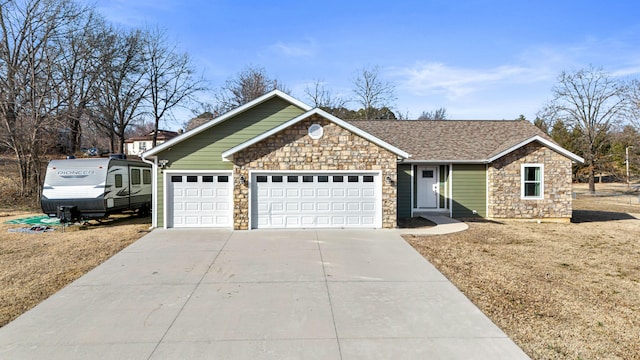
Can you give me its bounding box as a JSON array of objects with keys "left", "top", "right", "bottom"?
[
  {"left": 0, "top": 214, "right": 151, "bottom": 328},
  {"left": 406, "top": 183, "right": 640, "bottom": 360}
]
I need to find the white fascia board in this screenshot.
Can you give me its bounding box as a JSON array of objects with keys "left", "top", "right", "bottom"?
[
  {"left": 143, "top": 90, "right": 312, "bottom": 157},
  {"left": 487, "top": 135, "right": 584, "bottom": 163},
  {"left": 222, "top": 108, "right": 411, "bottom": 161}
]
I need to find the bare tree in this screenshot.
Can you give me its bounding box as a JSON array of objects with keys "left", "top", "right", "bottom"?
[
  {"left": 0, "top": 0, "right": 84, "bottom": 196},
  {"left": 418, "top": 107, "right": 447, "bottom": 120},
  {"left": 214, "top": 65, "right": 289, "bottom": 114},
  {"left": 629, "top": 79, "right": 640, "bottom": 129},
  {"left": 352, "top": 65, "right": 396, "bottom": 120},
  {"left": 304, "top": 79, "right": 347, "bottom": 110},
  {"left": 540, "top": 66, "right": 629, "bottom": 193},
  {"left": 54, "top": 9, "right": 104, "bottom": 154},
  {"left": 143, "top": 27, "right": 206, "bottom": 146},
  {"left": 94, "top": 27, "right": 148, "bottom": 154}
]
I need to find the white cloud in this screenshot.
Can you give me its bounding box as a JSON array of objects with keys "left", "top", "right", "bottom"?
[
  {"left": 392, "top": 62, "right": 539, "bottom": 99},
  {"left": 270, "top": 40, "right": 316, "bottom": 58}
]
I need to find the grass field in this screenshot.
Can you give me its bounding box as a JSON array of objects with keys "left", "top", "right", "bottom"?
[{"left": 405, "top": 183, "right": 640, "bottom": 359}]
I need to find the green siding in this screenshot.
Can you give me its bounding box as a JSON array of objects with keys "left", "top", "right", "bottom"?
[
  {"left": 154, "top": 97, "right": 306, "bottom": 227},
  {"left": 451, "top": 164, "right": 486, "bottom": 218},
  {"left": 397, "top": 164, "right": 412, "bottom": 218}
]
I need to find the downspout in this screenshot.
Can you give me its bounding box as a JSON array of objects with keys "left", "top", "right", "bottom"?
[
  {"left": 485, "top": 163, "right": 489, "bottom": 218},
  {"left": 141, "top": 154, "right": 158, "bottom": 229},
  {"left": 449, "top": 163, "right": 453, "bottom": 218}
]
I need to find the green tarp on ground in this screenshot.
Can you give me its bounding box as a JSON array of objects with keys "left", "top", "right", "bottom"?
[{"left": 4, "top": 215, "right": 60, "bottom": 226}]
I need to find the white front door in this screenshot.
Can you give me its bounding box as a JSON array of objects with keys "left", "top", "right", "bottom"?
[{"left": 417, "top": 166, "right": 438, "bottom": 208}]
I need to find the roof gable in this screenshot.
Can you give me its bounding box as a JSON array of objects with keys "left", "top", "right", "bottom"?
[
  {"left": 222, "top": 108, "right": 410, "bottom": 160},
  {"left": 143, "top": 90, "right": 312, "bottom": 157},
  {"left": 487, "top": 135, "right": 584, "bottom": 163}
]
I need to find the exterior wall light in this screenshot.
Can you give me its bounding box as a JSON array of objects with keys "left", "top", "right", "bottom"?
[{"left": 239, "top": 175, "right": 246, "bottom": 185}]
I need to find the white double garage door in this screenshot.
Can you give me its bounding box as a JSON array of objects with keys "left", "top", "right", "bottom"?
[{"left": 167, "top": 172, "right": 381, "bottom": 229}]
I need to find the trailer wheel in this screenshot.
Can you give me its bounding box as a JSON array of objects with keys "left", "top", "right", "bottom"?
[{"left": 139, "top": 203, "right": 151, "bottom": 217}]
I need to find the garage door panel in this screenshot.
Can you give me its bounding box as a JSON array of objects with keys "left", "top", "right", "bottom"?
[
  {"left": 317, "top": 202, "right": 330, "bottom": 211},
  {"left": 185, "top": 188, "right": 199, "bottom": 197},
  {"left": 185, "top": 202, "right": 198, "bottom": 211},
  {"left": 332, "top": 189, "right": 345, "bottom": 197},
  {"left": 362, "top": 188, "right": 375, "bottom": 197},
  {"left": 216, "top": 202, "right": 229, "bottom": 211},
  {"left": 317, "top": 189, "right": 330, "bottom": 197},
  {"left": 362, "top": 202, "right": 375, "bottom": 211},
  {"left": 202, "top": 203, "right": 214, "bottom": 211},
  {"left": 251, "top": 173, "right": 380, "bottom": 229},
  {"left": 347, "top": 202, "right": 360, "bottom": 211},
  {"left": 347, "top": 189, "right": 361, "bottom": 197},
  {"left": 202, "top": 188, "right": 214, "bottom": 197},
  {"left": 169, "top": 173, "right": 232, "bottom": 228},
  {"left": 362, "top": 217, "right": 375, "bottom": 225}
]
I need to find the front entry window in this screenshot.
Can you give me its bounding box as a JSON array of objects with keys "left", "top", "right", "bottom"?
[{"left": 422, "top": 170, "right": 434, "bottom": 178}]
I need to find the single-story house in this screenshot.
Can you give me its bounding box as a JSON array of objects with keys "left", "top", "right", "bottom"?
[
  {"left": 125, "top": 129, "right": 180, "bottom": 157},
  {"left": 142, "top": 90, "right": 583, "bottom": 230}
]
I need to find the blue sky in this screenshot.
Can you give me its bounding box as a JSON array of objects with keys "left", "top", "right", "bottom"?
[{"left": 87, "top": 0, "right": 640, "bottom": 129}]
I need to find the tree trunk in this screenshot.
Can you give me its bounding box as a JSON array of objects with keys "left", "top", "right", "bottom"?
[
  {"left": 588, "top": 164, "right": 596, "bottom": 194},
  {"left": 152, "top": 116, "right": 160, "bottom": 147}
]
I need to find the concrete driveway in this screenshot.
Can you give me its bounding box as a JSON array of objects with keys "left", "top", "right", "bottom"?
[{"left": 0, "top": 229, "right": 528, "bottom": 359}]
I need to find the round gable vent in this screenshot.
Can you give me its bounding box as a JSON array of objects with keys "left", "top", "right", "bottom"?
[{"left": 308, "top": 123, "right": 323, "bottom": 140}]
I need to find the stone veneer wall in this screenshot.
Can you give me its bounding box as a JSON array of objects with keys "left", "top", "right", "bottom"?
[
  {"left": 487, "top": 142, "right": 573, "bottom": 219},
  {"left": 231, "top": 116, "right": 398, "bottom": 230}
]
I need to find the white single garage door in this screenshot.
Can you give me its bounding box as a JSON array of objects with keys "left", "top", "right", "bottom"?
[
  {"left": 251, "top": 172, "right": 380, "bottom": 229},
  {"left": 168, "top": 173, "right": 232, "bottom": 227}
]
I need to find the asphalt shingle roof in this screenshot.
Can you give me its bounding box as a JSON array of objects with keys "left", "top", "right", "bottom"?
[{"left": 346, "top": 120, "right": 550, "bottom": 161}]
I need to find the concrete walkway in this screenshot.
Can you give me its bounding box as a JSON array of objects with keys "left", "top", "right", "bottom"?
[
  {"left": 398, "top": 214, "right": 469, "bottom": 235},
  {"left": 0, "top": 229, "right": 527, "bottom": 359}
]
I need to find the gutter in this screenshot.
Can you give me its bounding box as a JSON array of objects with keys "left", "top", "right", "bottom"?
[{"left": 400, "top": 159, "right": 488, "bottom": 164}]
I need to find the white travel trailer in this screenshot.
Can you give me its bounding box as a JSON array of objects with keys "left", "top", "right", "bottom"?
[{"left": 41, "top": 157, "right": 152, "bottom": 220}]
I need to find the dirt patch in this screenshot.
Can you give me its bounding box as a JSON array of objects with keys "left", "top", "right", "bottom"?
[
  {"left": 405, "top": 186, "right": 640, "bottom": 359},
  {"left": 0, "top": 214, "right": 151, "bottom": 328}
]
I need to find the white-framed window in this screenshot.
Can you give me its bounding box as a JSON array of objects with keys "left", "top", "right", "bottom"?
[{"left": 521, "top": 164, "right": 544, "bottom": 199}]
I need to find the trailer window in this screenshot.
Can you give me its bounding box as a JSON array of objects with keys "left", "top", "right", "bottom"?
[
  {"left": 131, "top": 169, "right": 141, "bottom": 185},
  {"left": 115, "top": 174, "right": 123, "bottom": 188},
  {"left": 143, "top": 169, "right": 151, "bottom": 184}
]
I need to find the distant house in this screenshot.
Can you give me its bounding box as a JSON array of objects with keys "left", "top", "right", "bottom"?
[
  {"left": 125, "top": 130, "right": 180, "bottom": 157},
  {"left": 142, "top": 90, "right": 583, "bottom": 230}
]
